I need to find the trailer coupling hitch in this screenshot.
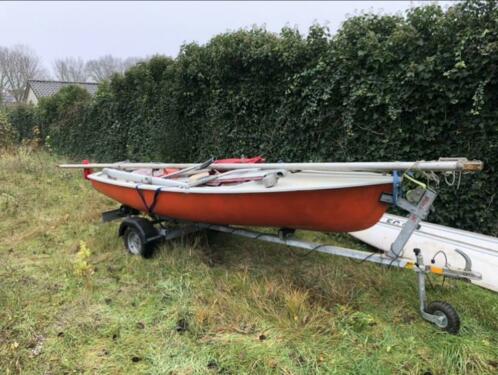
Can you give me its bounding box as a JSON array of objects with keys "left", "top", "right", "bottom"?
[{"left": 426, "top": 248, "right": 481, "bottom": 281}]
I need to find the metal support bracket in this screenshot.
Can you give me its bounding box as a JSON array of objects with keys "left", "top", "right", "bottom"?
[
  {"left": 102, "top": 205, "right": 139, "bottom": 222},
  {"left": 156, "top": 225, "right": 204, "bottom": 241},
  {"left": 381, "top": 189, "right": 438, "bottom": 258}
]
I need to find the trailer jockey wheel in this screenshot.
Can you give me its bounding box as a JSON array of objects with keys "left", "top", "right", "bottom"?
[
  {"left": 426, "top": 301, "right": 460, "bottom": 334},
  {"left": 120, "top": 217, "right": 159, "bottom": 258}
]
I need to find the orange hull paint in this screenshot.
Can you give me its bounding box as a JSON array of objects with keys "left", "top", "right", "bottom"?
[{"left": 91, "top": 180, "right": 392, "bottom": 232}]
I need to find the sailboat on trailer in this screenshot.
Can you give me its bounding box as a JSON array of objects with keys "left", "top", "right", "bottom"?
[{"left": 60, "top": 157, "right": 482, "bottom": 233}]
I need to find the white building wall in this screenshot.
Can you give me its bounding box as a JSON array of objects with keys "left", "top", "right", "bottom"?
[{"left": 26, "top": 88, "right": 38, "bottom": 105}]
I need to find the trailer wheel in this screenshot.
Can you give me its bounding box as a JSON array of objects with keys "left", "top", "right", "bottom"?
[
  {"left": 427, "top": 301, "right": 460, "bottom": 334},
  {"left": 120, "top": 217, "right": 158, "bottom": 258}
]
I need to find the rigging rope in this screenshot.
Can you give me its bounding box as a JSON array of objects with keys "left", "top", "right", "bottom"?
[{"left": 135, "top": 185, "right": 162, "bottom": 215}]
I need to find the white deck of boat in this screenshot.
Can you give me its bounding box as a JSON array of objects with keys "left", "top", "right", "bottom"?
[{"left": 89, "top": 170, "right": 393, "bottom": 194}]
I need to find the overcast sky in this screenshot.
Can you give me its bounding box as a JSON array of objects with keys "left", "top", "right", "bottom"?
[{"left": 0, "top": 1, "right": 453, "bottom": 69}]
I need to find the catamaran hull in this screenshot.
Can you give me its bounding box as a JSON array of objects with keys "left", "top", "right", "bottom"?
[
  {"left": 350, "top": 214, "right": 498, "bottom": 292},
  {"left": 91, "top": 180, "right": 391, "bottom": 232}
]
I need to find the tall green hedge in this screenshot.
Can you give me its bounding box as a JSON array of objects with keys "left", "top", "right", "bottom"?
[
  {"left": 37, "top": 85, "right": 92, "bottom": 154},
  {"left": 0, "top": 111, "right": 17, "bottom": 148},
  {"left": 7, "top": 104, "right": 38, "bottom": 142},
  {"left": 29, "top": 0, "right": 498, "bottom": 235}
]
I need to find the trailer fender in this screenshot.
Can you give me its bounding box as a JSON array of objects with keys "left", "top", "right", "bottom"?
[{"left": 118, "top": 217, "right": 158, "bottom": 243}]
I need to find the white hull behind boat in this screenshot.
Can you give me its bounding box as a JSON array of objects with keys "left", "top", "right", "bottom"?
[{"left": 349, "top": 214, "right": 498, "bottom": 293}]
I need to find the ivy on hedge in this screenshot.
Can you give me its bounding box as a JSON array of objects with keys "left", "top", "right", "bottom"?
[
  {"left": 0, "top": 111, "right": 17, "bottom": 148},
  {"left": 9, "top": 0, "right": 498, "bottom": 235},
  {"left": 6, "top": 104, "right": 37, "bottom": 142}
]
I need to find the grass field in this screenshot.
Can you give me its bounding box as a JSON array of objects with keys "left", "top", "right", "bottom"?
[{"left": 1, "top": 148, "right": 497, "bottom": 375}]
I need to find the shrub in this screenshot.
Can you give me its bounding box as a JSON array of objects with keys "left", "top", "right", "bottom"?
[
  {"left": 37, "top": 85, "right": 92, "bottom": 154},
  {"left": 0, "top": 111, "right": 17, "bottom": 149},
  {"left": 7, "top": 104, "right": 38, "bottom": 143}
]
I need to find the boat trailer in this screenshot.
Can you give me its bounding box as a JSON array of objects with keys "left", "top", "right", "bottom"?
[{"left": 101, "top": 183, "right": 481, "bottom": 334}]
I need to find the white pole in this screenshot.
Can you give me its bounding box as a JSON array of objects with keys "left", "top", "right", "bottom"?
[{"left": 59, "top": 159, "right": 483, "bottom": 172}]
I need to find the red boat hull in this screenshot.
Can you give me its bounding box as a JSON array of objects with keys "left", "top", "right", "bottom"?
[{"left": 91, "top": 180, "right": 392, "bottom": 232}]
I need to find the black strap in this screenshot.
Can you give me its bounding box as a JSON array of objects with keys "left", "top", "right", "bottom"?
[
  {"left": 149, "top": 187, "right": 162, "bottom": 213},
  {"left": 135, "top": 185, "right": 162, "bottom": 215}
]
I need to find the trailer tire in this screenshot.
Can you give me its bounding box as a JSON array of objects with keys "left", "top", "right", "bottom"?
[
  {"left": 427, "top": 301, "right": 460, "bottom": 334},
  {"left": 120, "top": 218, "right": 158, "bottom": 258}
]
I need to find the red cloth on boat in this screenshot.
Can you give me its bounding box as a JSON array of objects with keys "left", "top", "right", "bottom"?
[
  {"left": 214, "top": 156, "right": 265, "bottom": 164},
  {"left": 163, "top": 168, "right": 180, "bottom": 176}
]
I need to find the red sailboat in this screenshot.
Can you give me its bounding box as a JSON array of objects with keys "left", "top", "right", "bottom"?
[
  {"left": 61, "top": 157, "right": 481, "bottom": 233},
  {"left": 89, "top": 167, "right": 392, "bottom": 232}
]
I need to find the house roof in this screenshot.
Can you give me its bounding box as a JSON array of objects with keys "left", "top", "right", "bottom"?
[{"left": 26, "top": 79, "right": 99, "bottom": 100}]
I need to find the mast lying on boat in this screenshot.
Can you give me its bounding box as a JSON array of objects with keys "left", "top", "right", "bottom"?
[{"left": 59, "top": 158, "right": 483, "bottom": 172}]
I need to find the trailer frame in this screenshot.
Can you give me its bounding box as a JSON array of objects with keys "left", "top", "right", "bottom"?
[{"left": 102, "top": 204, "right": 481, "bottom": 334}]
